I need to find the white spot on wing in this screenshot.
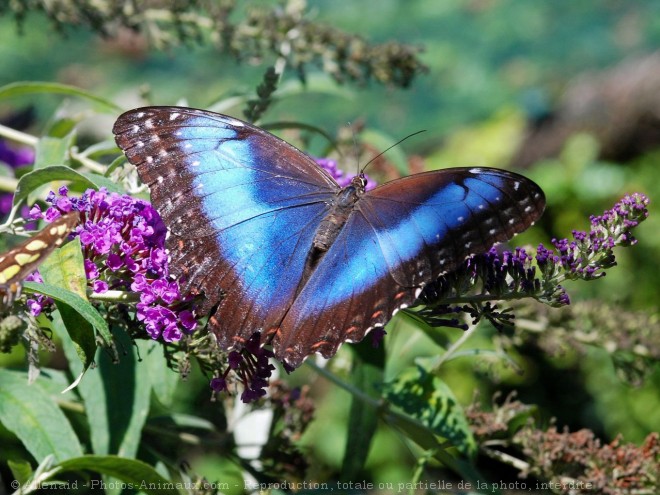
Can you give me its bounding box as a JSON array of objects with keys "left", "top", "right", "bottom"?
[
  {"left": 514, "top": 181, "right": 520, "bottom": 191},
  {"left": 170, "top": 113, "right": 180, "bottom": 120}
]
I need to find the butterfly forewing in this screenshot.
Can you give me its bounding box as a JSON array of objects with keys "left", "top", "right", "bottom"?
[{"left": 113, "top": 107, "right": 339, "bottom": 347}]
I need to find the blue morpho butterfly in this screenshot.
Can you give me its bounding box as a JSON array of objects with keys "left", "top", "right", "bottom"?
[{"left": 113, "top": 107, "right": 545, "bottom": 368}]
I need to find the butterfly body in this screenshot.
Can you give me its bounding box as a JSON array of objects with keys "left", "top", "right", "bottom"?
[{"left": 113, "top": 107, "right": 545, "bottom": 367}]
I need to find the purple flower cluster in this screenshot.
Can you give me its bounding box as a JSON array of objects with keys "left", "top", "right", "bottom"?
[
  {"left": 314, "top": 157, "right": 377, "bottom": 190},
  {"left": 27, "top": 187, "right": 197, "bottom": 341},
  {"left": 541, "top": 193, "right": 649, "bottom": 281},
  {"left": 419, "top": 193, "right": 650, "bottom": 325},
  {"left": 211, "top": 332, "right": 277, "bottom": 402},
  {"left": 0, "top": 140, "right": 35, "bottom": 217}
]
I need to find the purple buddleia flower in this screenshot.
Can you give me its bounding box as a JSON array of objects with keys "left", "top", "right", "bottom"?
[
  {"left": 211, "top": 332, "right": 277, "bottom": 402},
  {"left": 1, "top": 140, "right": 35, "bottom": 218},
  {"left": 417, "top": 193, "right": 650, "bottom": 327},
  {"left": 26, "top": 187, "right": 197, "bottom": 342},
  {"left": 0, "top": 140, "right": 34, "bottom": 168}
]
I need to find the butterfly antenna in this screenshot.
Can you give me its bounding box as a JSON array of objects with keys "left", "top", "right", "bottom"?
[{"left": 359, "top": 130, "right": 426, "bottom": 174}]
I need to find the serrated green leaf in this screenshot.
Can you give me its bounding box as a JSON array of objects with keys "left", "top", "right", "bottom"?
[
  {"left": 0, "top": 369, "right": 83, "bottom": 463},
  {"left": 13, "top": 165, "right": 124, "bottom": 209},
  {"left": 55, "top": 456, "right": 179, "bottom": 495},
  {"left": 383, "top": 365, "right": 476, "bottom": 456},
  {"left": 340, "top": 339, "right": 384, "bottom": 482},
  {"left": 0, "top": 81, "right": 121, "bottom": 113},
  {"left": 23, "top": 281, "right": 111, "bottom": 345}
]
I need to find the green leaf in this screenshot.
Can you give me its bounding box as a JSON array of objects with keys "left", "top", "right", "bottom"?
[
  {"left": 104, "top": 330, "right": 152, "bottom": 458},
  {"left": 55, "top": 456, "right": 179, "bottom": 495},
  {"left": 340, "top": 338, "right": 384, "bottom": 482},
  {"left": 34, "top": 134, "right": 75, "bottom": 170},
  {"left": 0, "top": 81, "right": 121, "bottom": 113},
  {"left": 61, "top": 335, "right": 109, "bottom": 455},
  {"left": 8, "top": 459, "right": 33, "bottom": 486},
  {"left": 28, "top": 133, "right": 76, "bottom": 205},
  {"left": 139, "top": 339, "right": 179, "bottom": 408},
  {"left": 0, "top": 369, "right": 83, "bottom": 463},
  {"left": 104, "top": 155, "right": 126, "bottom": 178},
  {"left": 66, "top": 328, "right": 151, "bottom": 458},
  {"left": 46, "top": 117, "right": 79, "bottom": 139},
  {"left": 383, "top": 365, "right": 477, "bottom": 456},
  {"left": 23, "top": 281, "right": 111, "bottom": 345},
  {"left": 40, "top": 238, "right": 87, "bottom": 299},
  {"left": 78, "top": 171, "right": 126, "bottom": 192},
  {"left": 13, "top": 165, "right": 124, "bottom": 209},
  {"left": 41, "top": 239, "right": 98, "bottom": 376}
]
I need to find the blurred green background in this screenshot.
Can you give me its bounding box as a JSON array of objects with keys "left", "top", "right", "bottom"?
[{"left": 1, "top": 0, "right": 658, "bottom": 489}]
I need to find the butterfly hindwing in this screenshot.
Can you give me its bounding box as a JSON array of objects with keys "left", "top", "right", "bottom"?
[{"left": 275, "top": 168, "right": 545, "bottom": 366}]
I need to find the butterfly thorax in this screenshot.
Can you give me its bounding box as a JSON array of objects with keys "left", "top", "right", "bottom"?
[{"left": 312, "top": 175, "right": 366, "bottom": 254}]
